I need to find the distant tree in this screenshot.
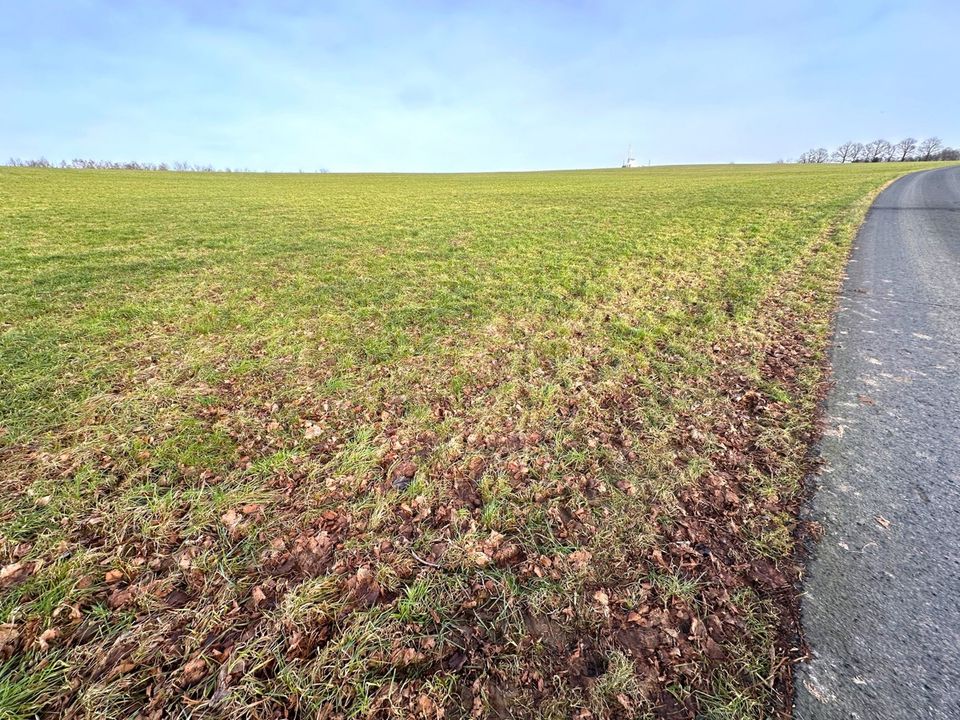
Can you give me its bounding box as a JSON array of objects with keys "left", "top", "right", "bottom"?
[
  {"left": 864, "top": 139, "right": 890, "bottom": 162},
  {"left": 798, "top": 148, "right": 828, "bottom": 163},
  {"left": 833, "top": 141, "right": 858, "bottom": 163},
  {"left": 918, "top": 137, "right": 943, "bottom": 161},
  {"left": 894, "top": 138, "right": 917, "bottom": 162},
  {"left": 848, "top": 142, "right": 866, "bottom": 162},
  {"left": 935, "top": 147, "right": 959, "bottom": 161}
]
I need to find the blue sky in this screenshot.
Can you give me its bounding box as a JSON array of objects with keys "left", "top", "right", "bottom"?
[{"left": 3, "top": 1, "right": 957, "bottom": 172}]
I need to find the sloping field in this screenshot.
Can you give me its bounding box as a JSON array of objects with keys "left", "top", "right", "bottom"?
[{"left": 0, "top": 164, "right": 923, "bottom": 718}]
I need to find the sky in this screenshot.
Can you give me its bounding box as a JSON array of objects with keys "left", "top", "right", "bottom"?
[{"left": 2, "top": 0, "right": 958, "bottom": 172}]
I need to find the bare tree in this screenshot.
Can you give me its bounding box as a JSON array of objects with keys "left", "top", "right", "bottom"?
[
  {"left": 833, "top": 141, "right": 858, "bottom": 163},
  {"left": 864, "top": 139, "right": 891, "bottom": 162},
  {"left": 918, "top": 137, "right": 943, "bottom": 161},
  {"left": 798, "top": 148, "right": 829, "bottom": 163},
  {"left": 893, "top": 138, "right": 917, "bottom": 162}
]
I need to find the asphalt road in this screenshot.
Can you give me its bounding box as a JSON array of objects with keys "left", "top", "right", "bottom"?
[{"left": 794, "top": 166, "right": 960, "bottom": 719}]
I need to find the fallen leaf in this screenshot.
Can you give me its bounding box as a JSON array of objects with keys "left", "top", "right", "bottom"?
[
  {"left": 37, "top": 628, "right": 59, "bottom": 651},
  {"left": 446, "top": 650, "right": 468, "bottom": 671},
  {"left": 220, "top": 509, "right": 241, "bottom": 529},
  {"left": 472, "top": 551, "right": 491, "bottom": 567},
  {"left": 0, "top": 563, "right": 23, "bottom": 581},
  {"left": 181, "top": 656, "right": 208, "bottom": 685},
  {"left": 0, "top": 562, "right": 32, "bottom": 588},
  {"left": 0, "top": 625, "right": 20, "bottom": 653},
  {"left": 251, "top": 586, "right": 267, "bottom": 607},
  {"left": 417, "top": 694, "right": 435, "bottom": 717},
  {"left": 107, "top": 587, "right": 136, "bottom": 609}
]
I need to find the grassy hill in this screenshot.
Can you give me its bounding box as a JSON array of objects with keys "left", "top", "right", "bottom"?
[{"left": 0, "top": 163, "right": 930, "bottom": 718}]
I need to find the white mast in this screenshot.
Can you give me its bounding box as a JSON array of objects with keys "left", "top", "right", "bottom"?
[{"left": 622, "top": 144, "right": 637, "bottom": 168}]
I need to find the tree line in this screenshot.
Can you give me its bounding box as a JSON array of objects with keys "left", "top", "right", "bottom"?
[
  {"left": 797, "top": 137, "right": 958, "bottom": 164},
  {"left": 3, "top": 157, "right": 333, "bottom": 173},
  {"left": 5, "top": 157, "right": 244, "bottom": 172}
]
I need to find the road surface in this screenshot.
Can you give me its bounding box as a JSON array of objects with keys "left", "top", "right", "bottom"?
[{"left": 795, "top": 166, "right": 960, "bottom": 719}]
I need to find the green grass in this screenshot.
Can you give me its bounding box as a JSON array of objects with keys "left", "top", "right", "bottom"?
[{"left": 0, "top": 162, "right": 944, "bottom": 718}]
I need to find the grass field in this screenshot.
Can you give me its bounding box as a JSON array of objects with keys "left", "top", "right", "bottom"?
[{"left": 0, "top": 163, "right": 932, "bottom": 719}]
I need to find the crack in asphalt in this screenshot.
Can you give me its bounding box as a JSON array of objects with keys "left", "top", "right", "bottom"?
[{"left": 794, "top": 166, "right": 960, "bottom": 720}]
